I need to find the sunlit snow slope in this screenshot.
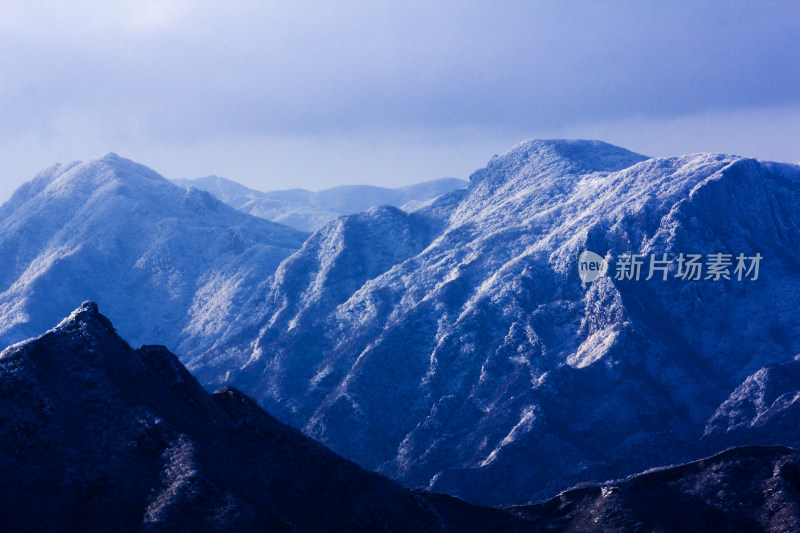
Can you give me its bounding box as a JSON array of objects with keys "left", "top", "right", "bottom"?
[
  {"left": 206, "top": 139, "right": 800, "bottom": 505},
  {"left": 0, "top": 153, "right": 307, "bottom": 359}
]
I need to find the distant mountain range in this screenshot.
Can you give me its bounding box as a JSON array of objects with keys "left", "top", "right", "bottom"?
[
  {"left": 172, "top": 175, "right": 468, "bottom": 232},
  {"left": 1, "top": 140, "right": 800, "bottom": 513},
  {"left": 2, "top": 302, "right": 797, "bottom": 531}
]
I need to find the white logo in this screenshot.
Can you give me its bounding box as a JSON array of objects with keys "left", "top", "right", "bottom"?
[{"left": 578, "top": 250, "right": 608, "bottom": 283}]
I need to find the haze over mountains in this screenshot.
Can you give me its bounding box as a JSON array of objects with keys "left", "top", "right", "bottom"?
[
  {"left": 1, "top": 140, "right": 799, "bottom": 516},
  {"left": 172, "top": 175, "right": 468, "bottom": 232}
]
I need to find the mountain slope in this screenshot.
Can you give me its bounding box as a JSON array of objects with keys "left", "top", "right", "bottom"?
[
  {"left": 0, "top": 154, "right": 307, "bottom": 361},
  {"left": 3, "top": 302, "right": 798, "bottom": 531},
  {"left": 0, "top": 301, "right": 535, "bottom": 532},
  {"left": 513, "top": 446, "right": 800, "bottom": 532},
  {"left": 172, "top": 175, "right": 468, "bottom": 231},
  {"left": 207, "top": 139, "right": 800, "bottom": 505},
  {"left": 704, "top": 356, "right": 800, "bottom": 450}
]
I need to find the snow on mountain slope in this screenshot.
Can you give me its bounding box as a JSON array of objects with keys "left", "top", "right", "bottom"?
[
  {"left": 0, "top": 154, "right": 307, "bottom": 361},
  {"left": 172, "top": 175, "right": 468, "bottom": 231},
  {"left": 703, "top": 355, "right": 800, "bottom": 450},
  {"left": 208, "top": 139, "right": 800, "bottom": 506},
  {"left": 0, "top": 302, "right": 535, "bottom": 532}
]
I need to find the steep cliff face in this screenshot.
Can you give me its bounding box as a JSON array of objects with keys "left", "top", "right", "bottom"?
[{"left": 213, "top": 140, "right": 800, "bottom": 505}]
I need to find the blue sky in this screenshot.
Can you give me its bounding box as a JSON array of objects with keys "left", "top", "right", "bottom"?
[{"left": 1, "top": 0, "right": 799, "bottom": 200}]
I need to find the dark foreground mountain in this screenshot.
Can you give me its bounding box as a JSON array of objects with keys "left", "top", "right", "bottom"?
[
  {"left": 203, "top": 139, "right": 800, "bottom": 506},
  {"left": 2, "top": 302, "right": 798, "bottom": 532},
  {"left": 172, "top": 175, "right": 468, "bottom": 232},
  {"left": 513, "top": 445, "right": 800, "bottom": 532},
  {"left": 0, "top": 302, "right": 530, "bottom": 532}
]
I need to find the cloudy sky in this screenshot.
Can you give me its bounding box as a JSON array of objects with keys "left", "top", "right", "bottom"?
[{"left": 1, "top": 0, "right": 799, "bottom": 201}]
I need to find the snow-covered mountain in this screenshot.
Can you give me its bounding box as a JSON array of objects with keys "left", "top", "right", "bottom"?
[
  {"left": 4, "top": 141, "right": 800, "bottom": 510},
  {"left": 204, "top": 139, "right": 800, "bottom": 506},
  {"left": 172, "top": 175, "right": 468, "bottom": 232},
  {"left": 0, "top": 153, "right": 307, "bottom": 359},
  {"left": 0, "top": 302, "right": 535, "bottom": 531}
]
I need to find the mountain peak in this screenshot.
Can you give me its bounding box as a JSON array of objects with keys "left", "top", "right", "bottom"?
[
  {"left": 471, "top": 139, "right": 648, "bottom": 187},
  {"left": 0, "top": 155, "right": 308, "bottom": 362},
  {"left": 51, "top": 301, "right": 119, "bottom": 344},
  {"left": 78, "top": 300, "right": 99, "bottom": 314},
  {"left": 509, "top": 139, "right": 647, "bottom": 168},
  {"left": 8, "top": 153, "right": 173, "bottom": 207},
  {"left": 83, "top": 152, "right": 168, "bottom": 183}
]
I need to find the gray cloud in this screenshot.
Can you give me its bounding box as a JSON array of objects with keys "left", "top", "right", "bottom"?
[{"left": 1, "top": 0, "right": 799, "bottom": 199}]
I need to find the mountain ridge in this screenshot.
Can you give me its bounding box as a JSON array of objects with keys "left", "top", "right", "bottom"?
[
  {"left": 3, "top": 140, "right": 800, "bottom": 510},
  {"left": 0, "top": 153, "right": 308, "bottom": 362},
  {"left": 3, "top": 303, "right": 800, "bottom": 531},
  {"left": 197, "top": 139, "right": 800, "bottom": 505},
  {"left": 512, "top": 445, "right": 800, "bottom": 531},
  {"left": 0, "top": 301, "right": 538, "bottom": 531}
]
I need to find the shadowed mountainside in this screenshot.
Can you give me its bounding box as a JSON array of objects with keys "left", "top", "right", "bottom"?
[{"left": 0, "top": 302, "right": 531, "bottom": 532}]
